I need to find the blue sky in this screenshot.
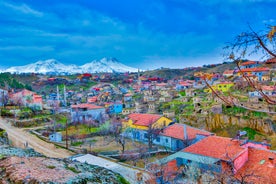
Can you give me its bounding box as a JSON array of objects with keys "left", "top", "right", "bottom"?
[{"left": 0, "top": 0, "right": 275, "bottom": 69}]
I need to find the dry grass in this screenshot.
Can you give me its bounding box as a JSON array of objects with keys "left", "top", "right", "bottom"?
[{"left": 79, "top": 136, "right": 148, "bottom": 153}]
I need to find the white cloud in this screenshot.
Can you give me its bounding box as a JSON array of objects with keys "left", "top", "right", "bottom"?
[
  {"left": 262, "top": 19, "right": 275, "bottom": 24},
  {"left": 1, "top": 1, "right": 43, "bottom": 17}
]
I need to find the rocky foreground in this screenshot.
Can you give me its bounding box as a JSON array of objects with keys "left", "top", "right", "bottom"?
[{"left": 0, "top": 130, "right": 129, "bottom": 184}]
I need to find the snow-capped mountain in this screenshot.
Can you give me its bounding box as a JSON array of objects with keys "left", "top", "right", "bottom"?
[
  {"left": 3, "top": 57, "right": 138, "bottom": 74},
  {"left": 80, "top": 57, "right": 138, "bottom": 73}
]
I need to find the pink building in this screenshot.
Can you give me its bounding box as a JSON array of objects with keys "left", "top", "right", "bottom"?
[{"left": 9, "top": 89, "right": 43, "bottom": 110}]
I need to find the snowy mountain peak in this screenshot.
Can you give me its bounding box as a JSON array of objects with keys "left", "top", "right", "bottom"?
[
  {"left": 81, "top": 57, "right": 138, "bottom": 73},
  {"left": 3, "top": 58, "right": 138, "bottom": 74}
]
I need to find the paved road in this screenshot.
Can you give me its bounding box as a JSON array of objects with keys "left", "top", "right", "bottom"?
[
  {"left": 0, "top": 117, "right": 74, "bottom": 158},
  {"left": 73, "top": 154, "right": 153, "bottom": 184}
]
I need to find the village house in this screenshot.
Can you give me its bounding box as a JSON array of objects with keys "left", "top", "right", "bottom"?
[
  {"left": 49, "top": 132, "right": 62, "bottom": 142},
  {"left": 163, "top": 111, "right": 175, "bottom": 119},
  {"left": 9, "top": 89, "right": 43, "bottom": 110},
  {"left": 121, "top": 108, "right": 136, "bottom": 115},
  {"left": 70, "top": 103, "right": 106, "bottom": 123},
  {"left": 236, "top": 67, "right": 270, "bottom": 81},
  {"left": 87, "top": 96, "right": 98, "bottom": 103},
  {"left": 147, "top": 102, "right": 157, "bottom": 114},
  {"left": 239, "top": 60, "right": 261, "bottom": 69},
  {"left": 123, "top": 93, "right": 133, "bottom": 102},
  {"left": 106, "top": 102, "right": 123, "bottom": 114},
  {"left": 154, "top": 135, "right": 272, "bottom": 183},
  {"left": 154, "top": 83, "right": 168, "bottom": 90},
  {"left": 0, "top": 88, "right": 8, "bottom": 106},
  {"left": 223, "top": 69, "right": 235, "bottom": 78},
  {"left": 153, "top": 123, "right": 211, "bottom": 151},
  {"left": 176, "top": 81, "right": 193, "bottom": 91},
  {"left": 234, "top": 147, "right": 276, "bottom": 183},
  {"left": 122, "top": 113, "right": 172, "bottom": 143},
  {"left": 204, "top": 81, "right": 234, "bottom": 93},
  {"left": 249, "top": 85, "right": 276, "bottom": 97},
  {"left": 134, "top": 102, "right": 146, "bottom": 114}
]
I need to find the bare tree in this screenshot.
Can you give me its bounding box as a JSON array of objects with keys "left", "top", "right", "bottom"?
[
  {"left": 202, "top": 24, "right": 276, "bottom": 113},
  {"left": 147, "top": 123, "right": 161, "bottom": 150}
]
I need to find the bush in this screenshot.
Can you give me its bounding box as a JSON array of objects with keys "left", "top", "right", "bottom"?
[{"left": 0, "top": 109, "right": 13, "bottom": 117}]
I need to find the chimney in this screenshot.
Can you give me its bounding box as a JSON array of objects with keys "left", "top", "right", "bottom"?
[
  {"left": 183, "top": 124, "right": 188, "bottom": 140},
  {"left": 268, "top": 157, "right": 274, "bottom": 165}
]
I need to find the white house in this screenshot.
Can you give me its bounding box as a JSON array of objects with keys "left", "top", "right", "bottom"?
[{"left": 71, "top": 103, "right": 106, "bottom": 123}]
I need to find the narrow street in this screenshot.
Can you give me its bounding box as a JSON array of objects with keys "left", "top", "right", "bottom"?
[
  {"left": 73, "top": 154, "right": 153, "bottom": 183},
  {"left": 0, "top": 117, "right": 74, "bottom": 158}
]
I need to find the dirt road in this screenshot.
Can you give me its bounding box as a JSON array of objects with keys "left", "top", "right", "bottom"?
[{"left": 0, "top": 117, "right": 74, "bottom": 158}]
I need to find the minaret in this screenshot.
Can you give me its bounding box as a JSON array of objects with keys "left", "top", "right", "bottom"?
[
  {"left": 64, "top": 85, "right": 67, "bottom": 106},
  {"left": 138, "top": 69, "right": 141, "bottom": 85},
  {"left": 56, "top": 85, "right": 60, "bottom": 103}
]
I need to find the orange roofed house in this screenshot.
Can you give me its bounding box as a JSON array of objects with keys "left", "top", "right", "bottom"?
[
  {"left": 154, "top": 123, "right": 212, "bottom": 151},
  {"left": 155, "top": 135, "right": 272, "bottom": 183},
  {"left": 238, "top": 67, "right": 270, "bottom": 81},
  {"left": 9, "top": 89, "right": 43, "bottom": 110},
  {"left": 70, "top": 103, "right": 106, "bottom": 123},
  {"left": 122, "top": 113, "right": 172, "bottom": 143}
]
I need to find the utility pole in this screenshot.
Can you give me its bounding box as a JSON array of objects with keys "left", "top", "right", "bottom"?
[
  {"left": 0, "top": 90, "right": 4, "bottom": 117},
  {"left": 66, "top": 117, "right": 68, "bottom": 149},
  {"left": 56, "top": 85, "right": 60, "bottom": 104}
]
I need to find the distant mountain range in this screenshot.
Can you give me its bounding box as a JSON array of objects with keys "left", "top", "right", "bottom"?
[{"left": 2, "top": 57, "right": 138, "bottom": 74}]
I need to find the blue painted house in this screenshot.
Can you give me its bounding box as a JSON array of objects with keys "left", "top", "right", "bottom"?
[
  {"left": 154, "top": 123, "right": 211, "bottom": 151},
  {"left": 108, "top": 103, "right": 123, "bottom": 114}
]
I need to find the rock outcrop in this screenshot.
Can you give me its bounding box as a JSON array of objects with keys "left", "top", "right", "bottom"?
[
  {"left": 0, "top": 156, "right": 128, "bottom": 184},
  {"left": 0, "top": 128, "right": 129, "bottom": 184}
]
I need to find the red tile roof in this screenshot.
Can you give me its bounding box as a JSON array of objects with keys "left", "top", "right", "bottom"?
[
  {"left": 71, "top": 103, "right": 104, "bottom": 109},
  {"left": 128, "top": 113, "right": 162, "bottom": 127},
  {"left": 265, "top": 57, "right": 276, "bottom": 64},
  {"left": 161, "top": 124, "right": 211, "bottom": 140},
  {"left": 183, "top": 136, "right": 246, "bottom": 161},
  {"left": 238, "top": 67, "right": 270, "bottom": 72},
  {"left": 223, "top": 70, "right": 234, "bottom": 75},
  {"left": 87, "top": 96, "right": 98, "bottom": 103},
  {"left": 124, "top": 93, "right": 132, "bottom": 97},
  {"left": 179, "top": 81, "right": 193, "bottom": 86},
  {"left": 261, "top": 85, "right": 276, "bottom": 91},
  {"left": 155, "top": 83, "right": 167, "bottom": 86},
  {"left": 240, "top": 61, "right": 257, "bottom": 66},
  {"left": 235, "top": 148, "right": 276, "bottom": 183}
]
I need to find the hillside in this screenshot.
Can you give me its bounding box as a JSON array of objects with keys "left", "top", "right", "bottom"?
[
  {"left": 0, "top": 73, "right": 32, "bottom": 90},
  {"left": 141, "top": 62, "right": 236, "bottom": 79}
]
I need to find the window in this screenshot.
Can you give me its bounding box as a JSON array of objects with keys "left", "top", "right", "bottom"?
[
  {"left": 144, "top": 133, "right": 148, "bottom": 139},
  {"left": 165, "top": 138, "right": 168, "bottom": 143},
  {"left": 156, "top": 137, "right": 160, "bottom": 142}
]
